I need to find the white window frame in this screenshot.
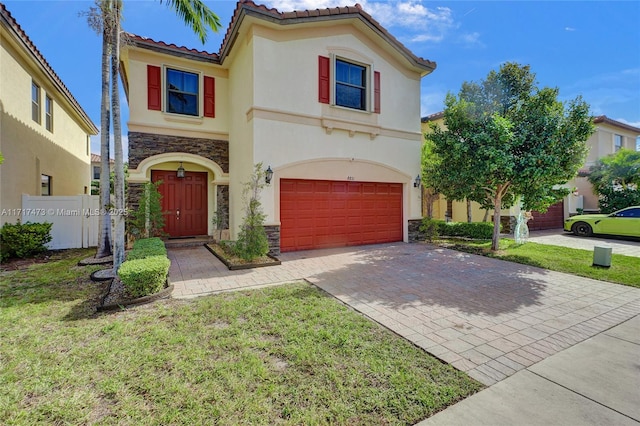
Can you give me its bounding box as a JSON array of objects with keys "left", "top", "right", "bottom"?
[
  {"left": 162, "top": 65, "right": 203, "bottom": 119},
  {"left": 32, "top": 81, "right": 41, "bottom": 124},
  {"left": 330, "top": 54, "right": 373, "bottom": 113},
  {"left": 614, "top": 134, "right": 623, "bottom": 152}
]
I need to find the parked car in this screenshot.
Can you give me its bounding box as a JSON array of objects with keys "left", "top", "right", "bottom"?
[{"left": 564, "top": 206, "right": 640, "bottom": 237}]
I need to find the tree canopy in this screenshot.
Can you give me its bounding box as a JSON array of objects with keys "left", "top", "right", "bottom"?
[
  {"left": 422, "top": 62, "right": 594, "bottom": 250},
  {"left": 588, "top": 149, "right": 640, "bottom": 213}
]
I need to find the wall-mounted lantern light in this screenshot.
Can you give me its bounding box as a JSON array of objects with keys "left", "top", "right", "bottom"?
[
  {"left": 177, "top": 162, "right": 185, "bottom": 178},
  {"left": 265, "top": 166, "right": 274, "bottom": 185},
  {"left": 413, "top": 175, "right": 421, "bottom": 188}
]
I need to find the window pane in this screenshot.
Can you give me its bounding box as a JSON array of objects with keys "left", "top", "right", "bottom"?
[
  {"left": 336, "top": 84, "right": 365, "bottom": 110},
  {"left": 167, "top": 69, "right": 182, "bottom": 90},
  {"left": 336, "top": 60, "right": 349, "bottom": 83},
  {"left": 32, "top": 82, "right": 40, "bottom": 123},
  {"left": 41, "top": 175, "right": 51, "bottom": 196},
  {"left": 168, "top": 92, "right": 198, "bottom": 116},
  {"left": 183, "top": 73, "right": 198, "bottom": 93},
  {"left": 45, "top": 96, "right": 53, "bottom": 131}
]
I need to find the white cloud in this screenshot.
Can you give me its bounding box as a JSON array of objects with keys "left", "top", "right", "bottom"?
[
  {"left": 564, "top": 27, "right": 576, "bottom": 32},
  {"left": 264, "top": 0, "right": 461, "bottom": 46}
]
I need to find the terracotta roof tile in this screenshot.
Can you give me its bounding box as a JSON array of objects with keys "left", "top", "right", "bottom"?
[
  {"left": 126, "top": 33, "right": 219, "bottom": 61},
  {"left": 0, "top": 3, "right": 98, "bottom": 134},
  {"left": 132, "top": 0, "right": 435, "bottom": 72},
  {"left": 421, "top": 111, "right": 444, "bottom": 122}
]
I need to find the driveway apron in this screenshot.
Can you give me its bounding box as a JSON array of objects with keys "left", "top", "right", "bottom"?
[{"left": 169, "top": 243, "right": 640, "bottom": 386}]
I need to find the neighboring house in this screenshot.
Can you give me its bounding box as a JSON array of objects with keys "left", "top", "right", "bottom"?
[
  {"left": 90, "top": 154, "right": 115, "bottom": 181},
  {"left": 570, "top": 115, "right": 640, "bottom": 212},
  {"left": 421, "top": 112, "right": 640, "bottom": 230},
  {"left": 123, "top": 0, "right": 436, "bottom": 254},
  {"left": 0, "top": 3, "right": 98, "bottom": 226}
]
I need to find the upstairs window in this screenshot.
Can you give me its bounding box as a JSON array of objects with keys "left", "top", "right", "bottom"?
[
  {"left": 32, "top": 82, "right": 41, "bottom": 123},
  {"left": 614, "top": 134, "right": 623, "bottom": 152},
  {"left": 166, "top": 68, "right": 198, "bottom": 116},
  {"left": 335, "top": 59, "right": 367, "bottom": 110},
  {"left": 318, "top": 56, "right": 380, "bottom": 114},
  {"left": 93, "top": 166, "right": 100, "bottom": 180},
  {"left": 45, "top": 95, "right": 53, "bottom": 132}
]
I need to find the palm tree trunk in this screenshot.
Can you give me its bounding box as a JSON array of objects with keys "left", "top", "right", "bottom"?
[
  {"left": 111, "top": 0, "right": 125, "bottom": 271},
  {"left": 95, "top": 0, "right": 112, "bottom": 259},
  {"left": 466, "top": 198, "right": 472, "bottom": 223}
]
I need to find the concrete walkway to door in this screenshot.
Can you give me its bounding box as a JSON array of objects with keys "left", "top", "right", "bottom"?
[{"left": 168, "top": 243, "right": 640, "bottom": 386}]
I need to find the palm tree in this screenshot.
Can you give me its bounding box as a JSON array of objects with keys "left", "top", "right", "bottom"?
[{"left": 87, "top": 0, "right": 220, "bottom": 271}]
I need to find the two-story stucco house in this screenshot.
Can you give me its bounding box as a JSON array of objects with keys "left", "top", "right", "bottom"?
[
  {"left": 421, "top": 112, "right": 640, "bottom": 229},
  {"left": 571, "top": 115, "right": 640, "bottom": 213},
  {"left": 0, "top": 3, "right": 98, "bottom": 226},
  {"left": 123, "top": 0, "right": 436, "bottom": 254}
]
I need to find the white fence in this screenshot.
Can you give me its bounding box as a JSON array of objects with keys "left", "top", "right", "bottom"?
[{"left": 21, "top": 194, "right": 100, "bottom": 249}]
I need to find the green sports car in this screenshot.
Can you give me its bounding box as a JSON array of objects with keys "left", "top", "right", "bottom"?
[{"left": 564, "top": 206, "right": 640, "bottom": 237}]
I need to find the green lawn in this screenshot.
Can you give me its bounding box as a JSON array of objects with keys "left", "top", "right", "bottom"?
[
  {"left": 0, "top": 250, "right": 481, "bottom": 425},
  {"left": 439, "top": 239, "right": 640, "bottom": 288}
]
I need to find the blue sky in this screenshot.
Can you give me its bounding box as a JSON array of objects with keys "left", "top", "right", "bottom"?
[{"left": 4, "top": 0, "right": 640, "bottom": 156}]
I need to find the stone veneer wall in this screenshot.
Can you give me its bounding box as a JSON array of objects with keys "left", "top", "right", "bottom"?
[
  {"left": 216, "top": 185, "right": 229, "bottom": 231},
  {"left": 408, "top": 219, "right": 424, "bottom": 243},
  {"left": 128, "top": 183, "right": 144, "bottom": 213},
  {"left": 264, "top": 225, "right": 281, "bottom": 257},
  {"left": 128, "top": 132, "right": 229, "bottom": 172}
]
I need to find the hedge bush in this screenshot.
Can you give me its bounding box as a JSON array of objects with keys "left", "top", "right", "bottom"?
[
  {"left": 126, "top": 237, "right": 167, "bottom": 260},
  {"left": 420, "top": 218, "right": 496, "bottom": 240},
  {"left": 0, "top": 221, "right": 52, "bottom": 261},
  {"left": 119, "top": 255, "right": 170, "bottom": 298}
]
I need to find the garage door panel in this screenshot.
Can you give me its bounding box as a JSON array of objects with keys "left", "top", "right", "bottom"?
[{"left": 280, "top": 179, "right": 402, "bottom": 252}]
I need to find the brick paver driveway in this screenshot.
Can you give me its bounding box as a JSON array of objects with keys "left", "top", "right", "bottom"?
[{"left": 169, "top": 243, "right": 640, "bottom": 386}]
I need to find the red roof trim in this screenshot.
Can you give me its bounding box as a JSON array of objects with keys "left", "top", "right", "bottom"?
[{"left": 0, "top": 3, "right": 98, "bottom": 134}]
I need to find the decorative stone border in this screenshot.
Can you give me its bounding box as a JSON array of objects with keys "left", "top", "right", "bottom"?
[
  {"left": 204, "top": 244, "right": 281, "bottom": 270},
  {"left": 97, "top": 279, "right": 174, "bottom": 312}
]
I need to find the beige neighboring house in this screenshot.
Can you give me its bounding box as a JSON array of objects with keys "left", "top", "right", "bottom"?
[
  {"left": 420, "top": 112, "right": 640, "bottom": 230},
  {"left": 90, "top": 154, "right": 115, "bottom": 181},
  {"left": 0, "top": 3, "right": 98, "bottom": 226},
  {"left": 122, "top": 0, "right": 436, "bottom": 254},
  {"left": 571, "top": 115, "right": 640, "bottom": 212}
]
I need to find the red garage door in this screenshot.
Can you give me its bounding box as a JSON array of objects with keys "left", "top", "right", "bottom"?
[
  {"left": 529, "top": 201, "right": 564, "bottom": 231},
  {"left": 280, "top": 179, "right": 402, "bottom": 252}
]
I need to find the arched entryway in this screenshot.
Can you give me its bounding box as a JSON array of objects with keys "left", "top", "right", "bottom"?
[{"left": 128, "top": 152, "right": 229, "bottom": 238}]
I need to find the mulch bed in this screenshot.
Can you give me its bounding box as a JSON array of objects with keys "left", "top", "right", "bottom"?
[{"left": 205, "top": 243, "right": 281, "bottom": 270}]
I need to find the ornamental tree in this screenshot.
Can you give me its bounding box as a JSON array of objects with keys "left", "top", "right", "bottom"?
[
  {"left": 588, "top": 149, "right": 640, "bottom": 213},
  {"left": 423, "top": 63, "right": 594, "bottom": 250}
]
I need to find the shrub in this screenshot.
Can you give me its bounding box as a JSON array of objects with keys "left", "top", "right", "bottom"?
[
  {"left": 419, "top": 218, "right": 443, "bottom": 242},
  {"left": 127, "top": 181, "right": 165, "bottom": 239},
  {"left": 440, "top": 221, "right": 495, "bottom": 239},
  {"left": 126, "top": 237, "right": 167, "bottom": 260},
  {"left": 119, "top": 255, "right": 170, "bottom": 298},
  {"left": 0, "top": 221, "right": 52, "bottom": 261},
  {"left": 234, "top": 163, "right": 270, "bottom": 261}
]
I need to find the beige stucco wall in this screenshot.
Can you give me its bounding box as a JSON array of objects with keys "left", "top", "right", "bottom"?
[
  {"left": 584, "top": 123, "right": 639, "bottom": 167},
  {"left": 0, "top": 28, "right": 92, "bottom": 225},
  {"left": 124, "top": 48, "right": 229, "bottom": 140}
]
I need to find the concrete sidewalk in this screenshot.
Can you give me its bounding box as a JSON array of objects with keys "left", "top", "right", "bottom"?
[{"left": 419, "top": 314, "right": 640, "bottom": 425}]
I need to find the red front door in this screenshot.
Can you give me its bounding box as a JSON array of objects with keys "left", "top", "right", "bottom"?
[{"left": 151, "top": 170, "right": 208, "bottom": 237}]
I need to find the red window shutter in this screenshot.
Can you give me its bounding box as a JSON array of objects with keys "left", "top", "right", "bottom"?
[
  {"left": 147, "top": 65, "right": 161, "bottom": 111},
  {"left": 374, "top": 71, "right": 381, "bottom": 114},
  {"left": 204, "top": 76, "right": 215, "bottom": 118},
  {"left": 318, "top": 56, "right": 330, "bottom": 104}
]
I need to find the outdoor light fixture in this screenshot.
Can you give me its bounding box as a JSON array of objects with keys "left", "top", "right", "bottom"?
[
  {"left": 413, "top": 174, "right": 421, "bottom": 188},
  {"left": 177, "top": 162, "right": 185, "bottom": 178},
  {"left": 265, "top": 166, "right": 274, "bottom": 185}
]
